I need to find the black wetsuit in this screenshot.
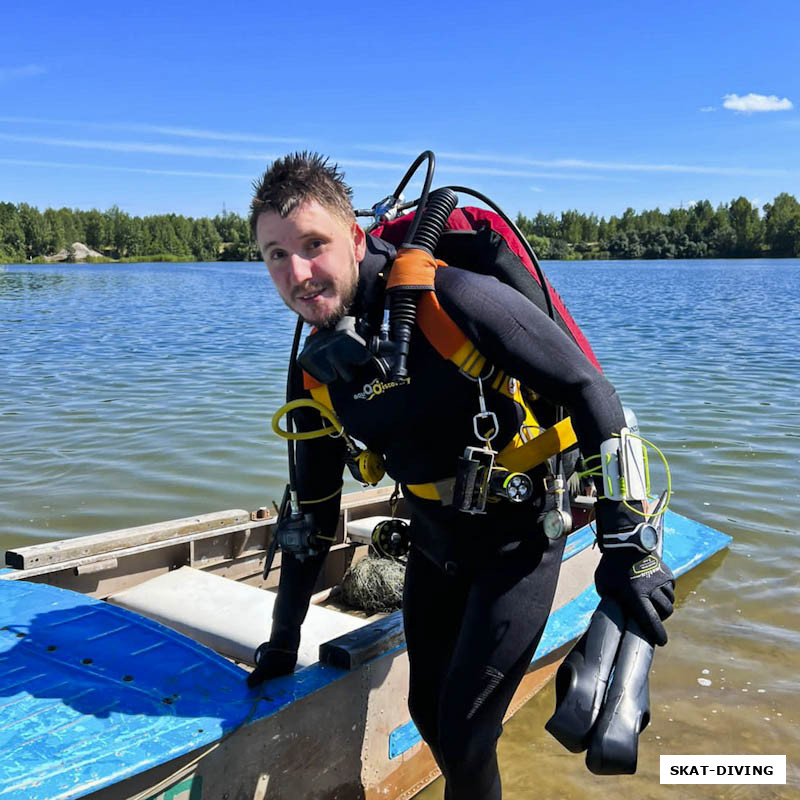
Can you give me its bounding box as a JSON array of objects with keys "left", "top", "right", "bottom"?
[{"left": 270, "top": 235, "right": 629, "bottom": 800}]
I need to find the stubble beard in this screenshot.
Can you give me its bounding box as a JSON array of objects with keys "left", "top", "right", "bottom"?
[
  {"left": 313, "top": 278, "right": 358, "bottom": 329},
  {"left": 297, "top": 261, "right": 359, "bottom": 329}
]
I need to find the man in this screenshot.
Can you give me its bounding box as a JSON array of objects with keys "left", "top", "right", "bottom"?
[{"left": 247, "top": 152, "right": 674, "bottom": 800}]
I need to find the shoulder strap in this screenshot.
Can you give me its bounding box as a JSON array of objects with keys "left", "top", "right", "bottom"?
[{"left": 416, "top": 290, "right": 489, "bottom": 379}]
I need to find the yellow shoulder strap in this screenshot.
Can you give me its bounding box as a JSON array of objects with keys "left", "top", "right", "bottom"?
[{"left": 309, "top": 384, "right": 334, "bottom": 411}]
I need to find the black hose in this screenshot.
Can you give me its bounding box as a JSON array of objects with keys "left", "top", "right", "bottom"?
[
  {"left": 406, "top": 187, "right": 459, "bottom": 254},
  {"left": 389, "top": 188, "right": 459, "bottom": 380},
  {"left": 442, "top": 185, "right": 555, "bottom": 323},
  {"left": 392, "top": 151, "right": 436, "bottom": 244},
  {"left": 285, "top": 315, "right": 305, "bottom": 498},
  {"left": 387, "top": 293, "right": 417, "bottom": 379}
]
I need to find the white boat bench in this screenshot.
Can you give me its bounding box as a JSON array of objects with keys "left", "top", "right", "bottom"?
[{"left": 108, "top": 565, "right": 365, "bottom": 667}]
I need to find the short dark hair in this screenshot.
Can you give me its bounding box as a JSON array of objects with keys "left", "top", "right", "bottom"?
[{"left": 249, "top": 151, "right": 354, "bottom": 236}]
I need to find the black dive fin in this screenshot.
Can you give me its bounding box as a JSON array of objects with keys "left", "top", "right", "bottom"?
[
  {"left": 585, "top": 617, "right": 653, "bottom": 775},
  {"left": 545, "top": 598, "right": 625, "bottom": 752}
]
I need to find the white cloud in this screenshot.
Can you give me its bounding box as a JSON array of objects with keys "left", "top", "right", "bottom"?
[
  {"left": 0, "top": 64, "right": 46, "bottom": 84},
  {"left": 0, "top": 132, "right": 281, "bottom": 161},
  {"left": 0, "top": 115, "right": 303, "bottom": 145},
  {"left": 722, "top": 93, "right": 793, "bottom": 112},
  {"left": 3, "top": 125, "right": 797, "bottom": 185},
  {"left": 0, "top": 157, "right": 251, "bottom": 180},
  {"left": 357, "top": 144, "right": 795, "bottom": 178},
  {"left": 699, "top": 106, "right": 716, "bottom": 113}
]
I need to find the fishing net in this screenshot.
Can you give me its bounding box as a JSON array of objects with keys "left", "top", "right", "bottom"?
[{"left": 335, "top": 552, "right": 406, "bottom": 615}]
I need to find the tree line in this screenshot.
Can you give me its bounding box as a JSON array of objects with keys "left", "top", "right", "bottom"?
[
  {"left": 2, "top": 193, "right": 800, "bottom": 264},
  {"left": 0, "top": 203, "right": 257, "bottom": 263},
  {"left": 516, "top": 193, "right": 800, "bottom": 259}
]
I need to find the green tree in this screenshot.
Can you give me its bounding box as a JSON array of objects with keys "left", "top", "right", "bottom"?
[
  {"left": 709, "top": 226, "right": 736, "bottom": 257},
  {"left": 667, "top": 207, "right": 689, "bottom": 234},
  {"left": 763, "top": 193, "right": 800, "bottom": 256},
  {"left": 547, "top": 238, "right": 571, "bottom": 259},
  {"left": 190, "top": 218, "right": 223, "bottom": 261},
  {"left": 213, "top": 208, "right": 248, "bottom": 245},
  {"left": 17, "top": 203, "right": 51, "bottom": 259},
  {"left": 618, "top": 207, "right": 638, "bottom": 233},
  {"left": 581, "top": 212, "right": 600, "bottom": 242},
  {"left": 559, "top": 210, "right": 584, "bottom": 243},
  {"left": 56, "top": 207, "right": 80, "bottom": 246},
  {"left": 728, "top": 196, "right": 763, "bottom": 257},
  {"left": 639, "top": 207, "right": 667, "bottom": 231},
  {"left": 83, "top": 209, "right": 107, "bottom": 251},
  {"left": 127, "top": 217, "right": 149, "bottom": 257},
  {"left": 515, "top": 212, "right": 534, "bottom": 239},
  {"left": 147, "top": 216, "right": 183, "bottom": 256},
  {"left": 686, "top": 200, "right": 715, "bottom": 241},
  {"left": 524, "top": 233, "right": 550, "bottom": 259},
  {"left": 0, "top": 202, "right": 25, "bottom": 262},
  {"left": 43, "top": 208, "right": 66, "bottom": 253}
]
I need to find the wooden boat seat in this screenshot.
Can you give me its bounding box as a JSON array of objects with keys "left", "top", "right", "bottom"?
[{"left": 107, "top": 566, "right": 365, "bottom": 667}]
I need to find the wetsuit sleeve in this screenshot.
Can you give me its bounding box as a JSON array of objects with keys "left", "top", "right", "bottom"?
[
  {"left": 435, "top": 268, "right": 624, "bottom": 451},
  {"left": 435, "top": 268, "right": 637, "bottom": 530},
  {"left": 269, "top": 365, "right": 347, "bottom": 653}
]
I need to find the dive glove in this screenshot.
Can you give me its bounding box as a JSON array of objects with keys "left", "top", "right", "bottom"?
[
  {"left": 593, "top": 500, "right": 675, "bottom": 647},
  {"left": 246, "top": 642, "right": 297, "bottom": 688},
  {"left": 594, "top": 550, "right": 674, "bottom": 647}
]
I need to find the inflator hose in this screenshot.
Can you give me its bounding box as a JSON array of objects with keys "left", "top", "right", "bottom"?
[
  {"left": 389, "top": 187, "right": 459, "bottom": 379},
  {"left": 407, "top": 187, "right": 459, "bottom": 255}
]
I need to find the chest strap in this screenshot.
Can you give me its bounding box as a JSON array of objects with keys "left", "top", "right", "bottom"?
[{"left": 406, "top": 416, "right": 577, "bottom": 501}]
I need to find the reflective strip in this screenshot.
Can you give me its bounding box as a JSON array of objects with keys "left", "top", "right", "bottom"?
[{"left": 454, "top": 341, "right": 487, "bottom": 378}]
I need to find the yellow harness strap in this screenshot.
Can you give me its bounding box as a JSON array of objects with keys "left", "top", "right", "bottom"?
[
  {"left": 405, "top": 482, "right": 443, "bottom": 501},
  {"left": 309, "top": 384, "right": 334, "bottom": 411},
  {"left": 406, "top": 417, "right": 578, "bottom": 501},
  {"left": 496, "top": 416, "right": 577, "bottom": 473}
]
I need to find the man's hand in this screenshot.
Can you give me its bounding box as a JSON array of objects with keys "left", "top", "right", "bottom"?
[
  {"left": 246, "top": 642, "right": 298, "bottom": 688},
  {"left": 594, "top": 550, "right": 675, "bottom": 646}
]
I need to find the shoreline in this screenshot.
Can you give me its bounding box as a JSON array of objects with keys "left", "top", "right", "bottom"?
[{"left": 4, "top": 253, "right": 800, "bottom": 266}]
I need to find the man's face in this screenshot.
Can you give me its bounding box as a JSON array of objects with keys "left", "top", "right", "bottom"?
[{"left": 256, "top": 200, "right": 365, "bottom": 328}]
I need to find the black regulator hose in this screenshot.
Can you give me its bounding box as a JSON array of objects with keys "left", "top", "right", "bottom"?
[
  {"left": 390, "top": 187, "right": 459, "bottom": 379},
  {"left": 394, "top": 151, "right": 436, "bottom": 242},
  {"left": 285, "top": 315, "right": 305, "bottom": 506},
  {"left": 443, "top": 184, "right": 555, "bottom": 322},
  {"left": 405, "top": 187, "right": 459, "bottom": 254}
]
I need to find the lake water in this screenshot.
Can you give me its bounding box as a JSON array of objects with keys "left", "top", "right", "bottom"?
[{"left": 2, "top": 258, "right": 798, "bottom": 797}]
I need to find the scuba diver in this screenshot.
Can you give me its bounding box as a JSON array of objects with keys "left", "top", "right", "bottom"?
[{"left": 246, "top": 151, "right": 675, "bottom": 799}]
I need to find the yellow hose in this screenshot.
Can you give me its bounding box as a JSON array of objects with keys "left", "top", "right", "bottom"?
[{"left": 271, "top": 399, "right": 343, "bottom": 441}]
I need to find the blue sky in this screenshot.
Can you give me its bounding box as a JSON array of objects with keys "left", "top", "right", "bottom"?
[{"left": 1, "top": 0, "right": 798, "bottom": 222}]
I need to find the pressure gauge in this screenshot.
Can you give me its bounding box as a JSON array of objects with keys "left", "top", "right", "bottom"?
[{"left": 543, "top": 509, "right": 571, "bottom": 540}]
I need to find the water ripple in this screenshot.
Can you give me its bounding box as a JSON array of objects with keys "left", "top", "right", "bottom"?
[{"left": 4, "top": 259, "right": 800, "bottom": 798}]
